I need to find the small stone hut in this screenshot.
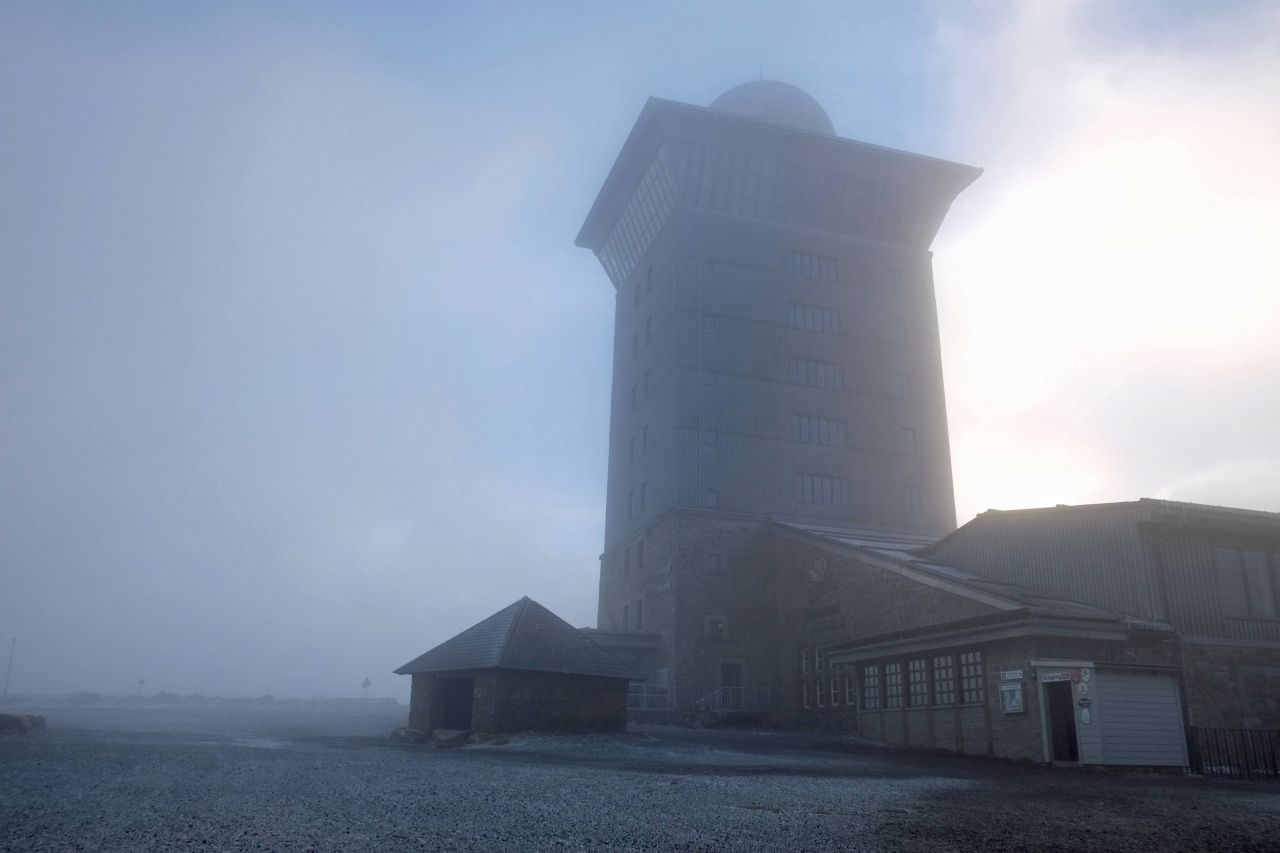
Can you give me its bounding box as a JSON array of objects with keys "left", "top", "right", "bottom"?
[{"left": 395, "top": 597, "right": 639, "bottom": 735}]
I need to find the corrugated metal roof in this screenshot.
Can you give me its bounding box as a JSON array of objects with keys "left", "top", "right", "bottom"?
[
  {"left": 777, "top": 521, "right": 1166, "bottom": 628},
  {"left": 394, "top": 597, "right": 640, "bottom": 680}
]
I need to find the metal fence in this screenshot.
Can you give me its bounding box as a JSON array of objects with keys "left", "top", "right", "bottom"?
[
  {"left": 1187, "top": 727, "right": 1280, "bottom": 779},
  {"left": 627, "top": 683, "right": 671, "bottom": 710},
  {"left": 697, "top": 686, "right": 775, "bottom": 714}
]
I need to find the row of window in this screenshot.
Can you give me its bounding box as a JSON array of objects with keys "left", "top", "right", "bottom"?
[
  {"left": 787, "top": 302, "right": 840, "bottom": 334},
  {"left": 795, "top": 414, "right": 847, "bottom": 447},
  {"left": 790, "top": 358, "right": 844, "bottom": 390},
  {"left": 784, "top": 250, "right": 839, "bottom": 281},
  {"left": 797, "top": 473, "right": 850, "bottom": 506},
  {"left": 710, "top": 302, "right": 912, "bottom": 346},
  {"left": 800, "top": 651, "right": 984, "bottom": 710},
  {"left": 789, "top": 359, "right": 916, "bottom": 401}
]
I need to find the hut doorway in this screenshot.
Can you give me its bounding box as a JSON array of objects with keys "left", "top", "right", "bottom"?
[
  {"left": 1045, "top": 681, "right": 1079, "bottom": 762},
  {"left": 439, "top": 677, "right": 475, "bottom": 730}
]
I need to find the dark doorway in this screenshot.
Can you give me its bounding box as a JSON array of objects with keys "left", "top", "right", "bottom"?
[
  {"left": 721, "top": 663, "right": 742, "bottom": 710},
  {"left": 1045, "top": 681, "right": 1079, "bottom": 761},
  {"left": 439, "top": 677, "right": 474, "bottom": 730}
]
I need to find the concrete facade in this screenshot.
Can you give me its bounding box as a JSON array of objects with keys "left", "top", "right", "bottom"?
[{"left": 579, "top": 82, "right": 979, "bottom": 710}]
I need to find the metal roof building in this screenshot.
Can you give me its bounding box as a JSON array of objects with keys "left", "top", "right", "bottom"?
[{"left": 396, "top": 598, "right": 639, "bottom": 736}]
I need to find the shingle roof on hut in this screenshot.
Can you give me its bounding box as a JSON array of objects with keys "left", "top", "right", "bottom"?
[{"left": 393, "top": 597, "right": 639, "bottom": 680}]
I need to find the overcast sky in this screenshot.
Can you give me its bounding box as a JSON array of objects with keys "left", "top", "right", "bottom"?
[{"left": 3, "top": 1, "right": 1277, "bottom": 701}]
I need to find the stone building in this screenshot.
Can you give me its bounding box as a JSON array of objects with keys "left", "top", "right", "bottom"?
[
  {"left": 784, "top": 499, "right": 1280, "bottom": 766},
  {"left": 575, "top": 81, "right": 980, "bottom": 711},
  {"left": 394, "top": 597, "right": 638, "bottom": 735}
]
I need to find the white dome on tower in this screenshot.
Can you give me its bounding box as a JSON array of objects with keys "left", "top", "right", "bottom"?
[{"left": 709, "top": 81, "right": 835, "bottom": 136}]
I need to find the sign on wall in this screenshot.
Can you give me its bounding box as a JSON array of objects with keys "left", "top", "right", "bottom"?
[{"left": 999, "top": 682, "right": 1025, "bottom": 714}]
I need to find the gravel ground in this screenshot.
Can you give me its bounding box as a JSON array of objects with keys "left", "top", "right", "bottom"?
[{"left": 2, "top": 704, "right": 1279, "bottom": 851}]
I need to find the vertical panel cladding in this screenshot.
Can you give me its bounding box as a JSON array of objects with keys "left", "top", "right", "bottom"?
[
  {"left": 926, "top": 506, "right": 1163, "bottom": 621},
  {"left": 1157, "top": 533, "right": 1280, "bottom": 643}
]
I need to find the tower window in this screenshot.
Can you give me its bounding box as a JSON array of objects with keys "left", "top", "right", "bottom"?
[
  {"left": 785, "top": 250, "right": 838, "bottom": 281},
  {"left": 797, "top": 473, "right": 850, "bottom": 506},
  {"left": 894, "top": 373, "right": 911, "bottom": 400},
  {"left": 790, "top": 358, "right": 844, "bottom": 390},
  {"left": 636, "top": 538, "right": 644, "bottom": 571},
  {"left": 787, "top": 302, "right": 840, "bottom": 334},
  {"left": 905, "top": 485, "right": 922, "bottom": 513},
  {"left": 795, "top": 415, "right": 847, "bottom": 447},
  {"left": 901, "top": 428, "right": 916, "bottom": 455}
]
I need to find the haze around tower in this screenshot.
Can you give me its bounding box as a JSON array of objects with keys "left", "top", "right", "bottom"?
[{"left": 1, "top": 1, "right": 1276, "bottom": 703}]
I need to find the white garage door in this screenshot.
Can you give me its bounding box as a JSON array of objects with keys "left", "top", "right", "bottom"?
[{"left": 1096, "top": 670, "right": 1188, "bottom": 767}]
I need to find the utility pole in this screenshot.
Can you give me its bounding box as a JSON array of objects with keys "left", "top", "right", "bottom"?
[{"left": 2, "top": 637, "right": 15, "bottom": 702}]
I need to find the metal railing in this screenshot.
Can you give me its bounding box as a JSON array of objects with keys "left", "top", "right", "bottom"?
[
  {"left": 1187, "top": 727, "right": 1280, "bottom": 779},
  {"left": 697, "top": 686, "right": 775, "bottom": 714},
  {"left": 627, "top": 683, "right": 672, "bottom": 710}
]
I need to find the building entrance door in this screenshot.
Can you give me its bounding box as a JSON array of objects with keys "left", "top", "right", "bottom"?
[
  {"left": 439, "top": 677, "right": 474, "bottom": 731},
  {"left": 1045, "top": 681, "right": 1079, "bottom": 761},
  {"left": 721, "top": 663, "right": 742, "bottom": 710}
]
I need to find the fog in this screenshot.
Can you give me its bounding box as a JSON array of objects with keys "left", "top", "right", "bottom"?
[{"left": 2, "top": 1, "right": 1277, "bottom": 702}]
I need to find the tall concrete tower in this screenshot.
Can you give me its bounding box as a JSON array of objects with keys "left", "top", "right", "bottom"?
[{"left": 577, "top": 82, "right": 980, "bottom": 704}]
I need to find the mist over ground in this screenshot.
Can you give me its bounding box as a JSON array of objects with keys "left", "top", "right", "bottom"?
[{"left": 2, "top": 1, "right": 1277, "bottom": 702}]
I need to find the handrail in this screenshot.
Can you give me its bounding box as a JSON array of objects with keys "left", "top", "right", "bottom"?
[{"left": 696, "top": 686, "right": 775, "bottom": 713}]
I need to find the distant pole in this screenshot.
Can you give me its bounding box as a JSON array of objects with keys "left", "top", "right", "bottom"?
[
  {"left": 137, "top": 678, "right": 145, "bottom": 698},
  {"left": 362, "top": 676, "right": 371, "bottom": 700},
  {"left": 1, "top": 638, "right": 14, "bottom": 701}
]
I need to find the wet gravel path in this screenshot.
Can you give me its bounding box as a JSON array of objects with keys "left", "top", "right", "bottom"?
[{"left": 2, "top": 705, "right": 1278, "bottom": 851}]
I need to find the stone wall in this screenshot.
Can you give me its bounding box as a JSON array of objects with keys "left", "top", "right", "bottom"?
[
  {"left": 408, "top": 672, "right": 437, "bottom": 732},
  {"left": 472, "top": 669, "right": 629, "bottom": 734},
  {"left": 1183, "top": 643, "right": 1280, "bottom": 729}
]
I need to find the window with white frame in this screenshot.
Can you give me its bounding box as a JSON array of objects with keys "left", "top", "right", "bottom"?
[
  {"left": 960, "top": 651, "right": 984, "bottom": 704},
  {"left": 830, "top": 677, "right": 840, "bottom": 706},
  {"left": 932, "top": 654, "right": 956, "bottom": 705},
  {"left": 907, "top": 659, "right": 928, "bottom": 707},
  {"left": 884, "top": 662, "right": 903, "bottom": 708},
  {"left": 817, "top": 677, "right": 826, "bottom": 707},
  {"left": 801, "top": 647, "right": 811, "bottom": 675},
  {"left": 844, "top": 669, "right": 856, "bottom": 705},
  {"left": 862, "top": 664, "right": 881, "bottom": 710},
  {"left": 803, "top": 680, "right": 812, "bottom": 708}
]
